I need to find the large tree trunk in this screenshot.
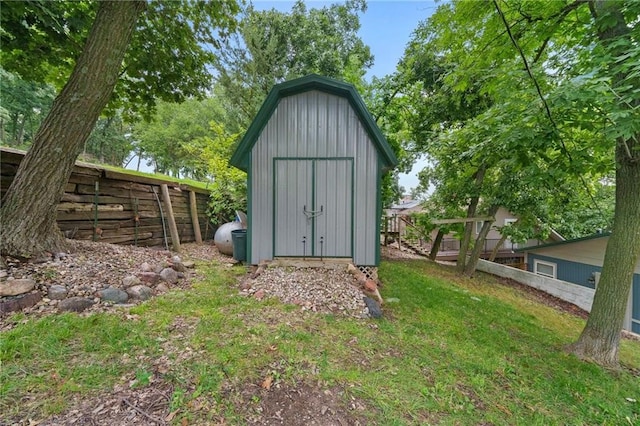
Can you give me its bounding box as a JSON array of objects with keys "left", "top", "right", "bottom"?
[
  {"left": 464, "top": 204, "right": 499, "bottom": 276},
  {"left": 0, "top": 1, "right": 145, "bottom": 259},
  {"left": 569, "top": 137, "right": 640, "bottom": 367},
  {"left": 569, "top": 1, "right": 640, "bottom": 367},
  {"left": 429, "top": 229, "right": 445, "bottom": 260},
  {"left": 489, "top": 232, "right": 510, "bottom": 262},
  {"left": 457, "top": 166, "right": 486, "bottom": 272},
  {"left": 489, "top": 218, "right": 520, "bottom": 262}
]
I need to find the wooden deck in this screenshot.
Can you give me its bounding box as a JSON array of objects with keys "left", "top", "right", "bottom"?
[{"left": 383, "top": 238, "right": 524, "bottom": 266}]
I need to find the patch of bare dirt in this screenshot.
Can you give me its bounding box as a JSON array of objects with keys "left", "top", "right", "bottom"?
[
  {"left": 14, "top": 379, "right": 372, "bottom": 426},
  {"left": 227, "top": 381, "right": 371, "bottom": 426},
  {"left": 37, "top": 380, "right": 175, "bottom": 426}
]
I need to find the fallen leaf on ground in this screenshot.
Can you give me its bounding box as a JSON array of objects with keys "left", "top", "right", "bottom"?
[{"left": 262, "top": 375, "right": 273, "bottom": 390}]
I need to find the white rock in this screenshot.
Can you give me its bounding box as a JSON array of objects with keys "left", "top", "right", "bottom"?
[
  {"left": 122, "top": 275, "right": 141, "bottom": 288},
  {"left": 0, "top": 278, "right": 36, "bottom": 296}
]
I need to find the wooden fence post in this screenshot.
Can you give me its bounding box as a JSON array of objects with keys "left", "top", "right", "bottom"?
[
  {"left": 92, "top": 181, "right": 99, "bottom": 241},
  {"left": 160, "top": 184, "right": 181, "bottom": 252},
  {"left": 189, "top": 190, "right": 203, "bottom": 244}
]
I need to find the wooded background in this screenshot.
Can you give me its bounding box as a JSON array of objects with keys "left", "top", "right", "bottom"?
[{"left": 1, "top": 147, "right": 213, "bottom": 247}]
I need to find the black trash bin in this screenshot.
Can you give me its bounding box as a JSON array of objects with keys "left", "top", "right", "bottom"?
[{"left": 231, "top": 229, "right": 247, "bottom": 262}]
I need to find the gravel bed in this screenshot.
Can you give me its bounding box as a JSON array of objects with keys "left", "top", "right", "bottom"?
[
  {"left": 1, "top": 238, "right": 375, "bottom": 328},
  {"left": 242, "top": 266, "right": 370, "bottom": 318}
]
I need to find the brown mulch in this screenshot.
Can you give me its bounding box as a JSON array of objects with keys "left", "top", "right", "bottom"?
[{"left": 232, "top": 382, "right": 370, "bottom": 426}]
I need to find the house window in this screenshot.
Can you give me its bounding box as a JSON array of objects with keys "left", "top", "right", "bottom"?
[
  {"left": 534, "top": 259, "right": 556, "bottom": 279},
  {"left": 476, "top": 221, "right": 484, "bottom": 234}
]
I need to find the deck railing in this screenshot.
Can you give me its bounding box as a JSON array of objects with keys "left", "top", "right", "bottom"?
[{"left": 383, "top": 215, "right": 519, "bottom": 254}]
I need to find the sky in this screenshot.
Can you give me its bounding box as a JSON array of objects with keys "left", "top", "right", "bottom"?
[
  {"left": 358, "top": 1, "right": 436, "bottom": 191},
  {"left": 357, "top": 1, "right": 437, "bottom": 79},
  {"left": 253, "top": 1, "right": 437, "bottom": 191}
]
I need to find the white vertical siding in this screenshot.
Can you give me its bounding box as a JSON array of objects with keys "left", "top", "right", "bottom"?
[{"left": 250, "top": 90, "right": 379, "bottom": 265}]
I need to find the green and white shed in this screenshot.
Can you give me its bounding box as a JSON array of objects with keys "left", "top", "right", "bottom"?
[{"left": 230, "top": 74, "right": 398, "bottom": 266}]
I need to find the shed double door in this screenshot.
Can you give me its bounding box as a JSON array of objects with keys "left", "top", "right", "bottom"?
[{"left": 274, "top": 159, "right": 353, "bottom": 258}]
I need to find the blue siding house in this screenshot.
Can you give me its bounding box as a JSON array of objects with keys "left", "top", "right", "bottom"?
[{"left": 521, "top": 233, "right": 640, "bottom": 334}]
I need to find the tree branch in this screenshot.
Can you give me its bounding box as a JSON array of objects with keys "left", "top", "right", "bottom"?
[
  {"left": 519, "top": 0, "right": 590, "bottom": 63},
  {"left": 532, "top": 37, "right": 550, "bottom": 64},
  {"left": 374, "top": 84, "right": 402, "bottom": 123},
  {"left": 492, "top": 0, "right": 604, "bottom": 217}
]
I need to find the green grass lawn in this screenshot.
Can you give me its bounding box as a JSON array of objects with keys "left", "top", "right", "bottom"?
[{"left": 1, "top": 259, "right": 639, "bottom": 425}]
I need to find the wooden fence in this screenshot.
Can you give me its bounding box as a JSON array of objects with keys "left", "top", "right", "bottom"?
[{"left": 1, "top": 147, "right": 214, "bottom": 248}]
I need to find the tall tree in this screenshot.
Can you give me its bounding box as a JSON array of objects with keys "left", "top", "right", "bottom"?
[
  {"left": 0, "top": 0, "right": 239, "bottom": 258},
  {"left": 0, "top": 1, "right": 146, "bottom": 258},
  {"left": 0, "top": 69, "right": 55, "bottom": 146},
  {"left": 133, "top": 97, "right": 228, "bottom": 178},
  {"left": 389, "top": 0, "right": 639, "bottom": 366},
  {"left": 214, "top": 0, "right": 373, "bottom": 129},
  {"left": 376, "top": 13, "right": 500, "bottom": 272},
  {"left": 568, "top": 0, "right": 640, "bottom": 366}
]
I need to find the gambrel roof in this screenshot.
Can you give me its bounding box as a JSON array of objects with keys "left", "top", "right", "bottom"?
[{"left": 229, "top": 74, "right": 398, "bottom": 172}]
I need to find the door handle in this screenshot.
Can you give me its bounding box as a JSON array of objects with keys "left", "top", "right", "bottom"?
[{"left": 303, "top": 205, "right": 323, "bottom": 219}]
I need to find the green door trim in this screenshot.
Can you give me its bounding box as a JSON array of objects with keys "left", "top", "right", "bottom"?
[
  {"left": 311, "top": 160, "right": 316, "bottom": 256},
  {"left": 247, "top": 151, "right": 252, "bottom": 264}
]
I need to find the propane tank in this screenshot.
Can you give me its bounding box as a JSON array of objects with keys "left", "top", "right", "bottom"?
[{"left": 213, "top": 221, "right": 244, "bottom": 255}]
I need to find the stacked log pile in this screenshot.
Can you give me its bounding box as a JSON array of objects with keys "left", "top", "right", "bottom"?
[{"left": 1, "top": 147, "right": 213, "bottom": 247}]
